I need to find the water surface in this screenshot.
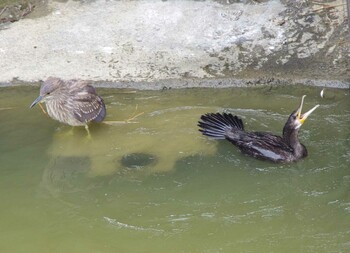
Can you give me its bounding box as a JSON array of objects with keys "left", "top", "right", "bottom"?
[{"left": 0, "top": 86, "right": 349, "bottom": 252}]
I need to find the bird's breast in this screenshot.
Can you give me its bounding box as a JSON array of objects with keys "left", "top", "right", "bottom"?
[{"left": 45, "top": 100, "right": 85, "bottom": 126}]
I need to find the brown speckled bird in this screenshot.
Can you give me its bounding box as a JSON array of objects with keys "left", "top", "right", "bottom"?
[{"left": 30, "top": 77, "right": 106, "bottom": 135}]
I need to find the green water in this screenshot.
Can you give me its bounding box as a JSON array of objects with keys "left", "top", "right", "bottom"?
[{"left": 0, "top": 85, "right": 349, "bottom": 253}]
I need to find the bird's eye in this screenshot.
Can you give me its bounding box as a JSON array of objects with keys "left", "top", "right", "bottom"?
[{"left": 47, "top": 92, "right": 50, "bottom": 95}]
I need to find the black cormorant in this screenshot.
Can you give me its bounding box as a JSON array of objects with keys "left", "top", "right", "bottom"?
[{"left": 198, "top": 95, "right": 319, "bottom": 163}]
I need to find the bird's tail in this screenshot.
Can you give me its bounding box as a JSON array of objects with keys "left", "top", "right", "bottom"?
[{"left": 198, "top": 113, "right": 244, "bottom": 139}]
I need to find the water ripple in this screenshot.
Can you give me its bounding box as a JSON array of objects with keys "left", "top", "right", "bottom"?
[{"left": 103, "top": 216, "right": 164, "bottom": 233}]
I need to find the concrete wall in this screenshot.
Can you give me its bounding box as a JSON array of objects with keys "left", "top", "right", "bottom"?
[{"left": 0, "top": 0, "right": 349, "bottom": 88}]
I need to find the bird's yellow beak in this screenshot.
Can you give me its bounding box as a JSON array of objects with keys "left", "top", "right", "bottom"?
[{"left": 296, "top": 95, "right": 319, "bottom": 127}]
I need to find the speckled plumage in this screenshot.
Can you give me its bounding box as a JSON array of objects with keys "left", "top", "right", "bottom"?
[{"left": 31, "top": 77, "right": 106, "bottom": 126}]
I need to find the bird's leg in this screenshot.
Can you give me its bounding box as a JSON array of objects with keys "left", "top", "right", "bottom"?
[{"left": 85, "top": 125, "right": 92, "bottom": 139}]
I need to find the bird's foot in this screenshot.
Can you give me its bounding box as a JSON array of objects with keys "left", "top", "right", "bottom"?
[{"left": 104, "top": 105, "right": 144, "bottom": 125}]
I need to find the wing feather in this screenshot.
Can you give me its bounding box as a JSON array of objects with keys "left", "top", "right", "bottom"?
[{"left": 67, "top": 82, "right": 106, "bottom": 123}]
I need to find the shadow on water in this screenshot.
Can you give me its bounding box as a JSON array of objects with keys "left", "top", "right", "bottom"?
[{"left": 0, "top": 85, "right": 349, "bottom": 252}]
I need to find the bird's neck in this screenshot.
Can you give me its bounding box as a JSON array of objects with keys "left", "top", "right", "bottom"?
[
  {"left": 47, "top": 88, "right": 70, "bottom": 103},
  {"left": 283, "top": 127, "right": 306, "bottom": 158},
  {"left": 44, "top": 89, "right": 70, "bottom": 115}
]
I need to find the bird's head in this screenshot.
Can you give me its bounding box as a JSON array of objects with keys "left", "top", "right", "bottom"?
[
  {"left": 30, "top": 77, "right": 65, "bottom": 108},
  {"left": 287, "top": 95, "right": 319, "bottom": 130}
]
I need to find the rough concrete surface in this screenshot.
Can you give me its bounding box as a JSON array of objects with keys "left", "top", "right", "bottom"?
[{"left": 0, "top": 0, "right": 349, "bottom": 89}]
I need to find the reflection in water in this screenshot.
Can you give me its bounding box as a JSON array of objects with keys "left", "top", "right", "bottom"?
[
  {"left": 0, "top": 86, "right": 349, "bottom": 252},
  {"left": 121, "top": 153, "right": 157, "bottom": 168},
  {"left": 45, "top": 105, "right": 217, "bottom": 177}
]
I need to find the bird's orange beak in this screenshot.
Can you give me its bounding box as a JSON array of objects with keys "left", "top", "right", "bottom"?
[{"left": 296, "top": 95, "right": 319, "bottom": 127}]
